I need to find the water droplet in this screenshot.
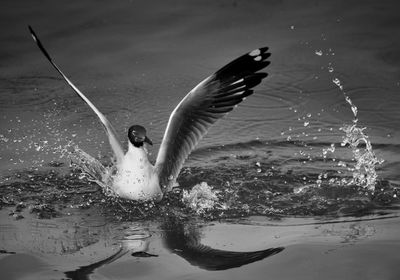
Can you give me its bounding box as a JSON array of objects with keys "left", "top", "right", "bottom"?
[
  {"left": 315, "top": 50, "right": 323, "bottom": 56},
  {"left": 332, "top": 78, "right": 343, "bottom": 89}
]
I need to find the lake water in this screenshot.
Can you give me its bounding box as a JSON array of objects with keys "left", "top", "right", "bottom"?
[{"left": 1, "top": 0, "right": 400, "bottom": 279}]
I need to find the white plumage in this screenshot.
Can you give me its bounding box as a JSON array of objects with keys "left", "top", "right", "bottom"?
[{"left": 113, "top": 143, "right": 162, "bottom": 201}]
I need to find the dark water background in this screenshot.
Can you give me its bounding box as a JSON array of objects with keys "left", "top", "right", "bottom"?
[{"left": 1, "top": 0, "right": 400, "bottom": 279}]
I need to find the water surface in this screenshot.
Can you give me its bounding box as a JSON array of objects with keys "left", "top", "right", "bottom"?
[{"left": 1, "top": 0, "right": 400, "bottom": 279}]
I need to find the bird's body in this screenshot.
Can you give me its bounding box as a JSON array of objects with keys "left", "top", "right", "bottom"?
[
  {"left": 29, "top": 26, "right": 271, "bottom": 202},
  {"left": 113, "top": 143, "right": 162, "bottom": 201}
]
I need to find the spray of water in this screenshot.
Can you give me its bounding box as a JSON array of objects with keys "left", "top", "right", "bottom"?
[
  {"left": 340, "top": 124, "right": 383, "bottom": 190},
  {"left": 67, "top": 146, "right": 118, "bottom": 197},
  {"left": 326, "top": 61, "right": 383, "bottom": 191},
  {"left": 286, "top": 49, "right": 385, "bottom": 193},
  {"left": 331, "top": 77, "right": 384, "bottom": 191},
  {"left": 182, "top": 182, "right": 220, "bottom": 214}
]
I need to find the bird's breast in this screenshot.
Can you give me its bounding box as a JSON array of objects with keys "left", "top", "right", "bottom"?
[{"left": 112, "top": 147, "right": 162, "bottom": 201}]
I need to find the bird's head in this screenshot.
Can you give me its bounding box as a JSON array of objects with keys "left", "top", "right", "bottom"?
[{"left": 128, "top": 125, "right": 153, "bottom": 147}]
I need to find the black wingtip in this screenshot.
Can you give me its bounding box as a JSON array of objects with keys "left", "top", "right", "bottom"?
[
  {"left": 215, "top": 47, "right": 271, "bottom": 80},
  {"left": 28, "top": 25, "right": 53, "bottom": 62},
  {"left": 28, "top": 25, "right": 37, "bottom": 42}
]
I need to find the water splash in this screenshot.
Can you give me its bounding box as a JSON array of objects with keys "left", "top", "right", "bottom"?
[
  {"left": 332, "top": 77, "right": 383, "bottom": 191},
  {"left": 287, "top": 50, "right": 387, "bottom": 192},
  {"left": 332, "top": 78, "right": 358, "bottom": 123},
  {"left": 182, "top": 182, "right": 219, "bottom": 214},
  {"left": 322, "top": 143, "right": 335, "bottom": 158},
  {"left": 340, "top": 124, "right": 384, "bottom": 190},
  {"left": 68, "top": 146, "right": 117, "bottom": 197},
  {"left": 68, "top": 142, "right": 222, "bottom": 215}
]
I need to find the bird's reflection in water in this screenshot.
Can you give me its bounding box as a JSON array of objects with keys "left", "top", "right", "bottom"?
[
  {"left": 65, "top": 217, "right": 284, "bottom": 279},
  {"left": 162, "top": 217, "right": 284, "bottom": 271}
]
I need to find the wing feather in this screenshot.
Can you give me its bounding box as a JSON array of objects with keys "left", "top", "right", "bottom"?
[
  {"left": 155, "top": 47, "right": 271, "bottom": 190},
  {"left": 28, "top": 26, "right": 125, "bottom": 164}
]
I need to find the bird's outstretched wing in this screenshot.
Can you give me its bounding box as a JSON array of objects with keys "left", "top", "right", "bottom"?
[
  {"left": 155, "top": 47, "right": 271, "bottom": 190},
  {"left": 28, "top": 26, "right": 124, "bottom": 165}
]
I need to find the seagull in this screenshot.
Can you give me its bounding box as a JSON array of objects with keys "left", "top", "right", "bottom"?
[{"left": 28, "top": 26, "right": 271, "bottom": 202}]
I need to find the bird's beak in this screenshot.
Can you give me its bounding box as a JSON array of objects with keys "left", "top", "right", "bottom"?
[{"left": 144, "top": 136, "right": 153, "bottom": 146}]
